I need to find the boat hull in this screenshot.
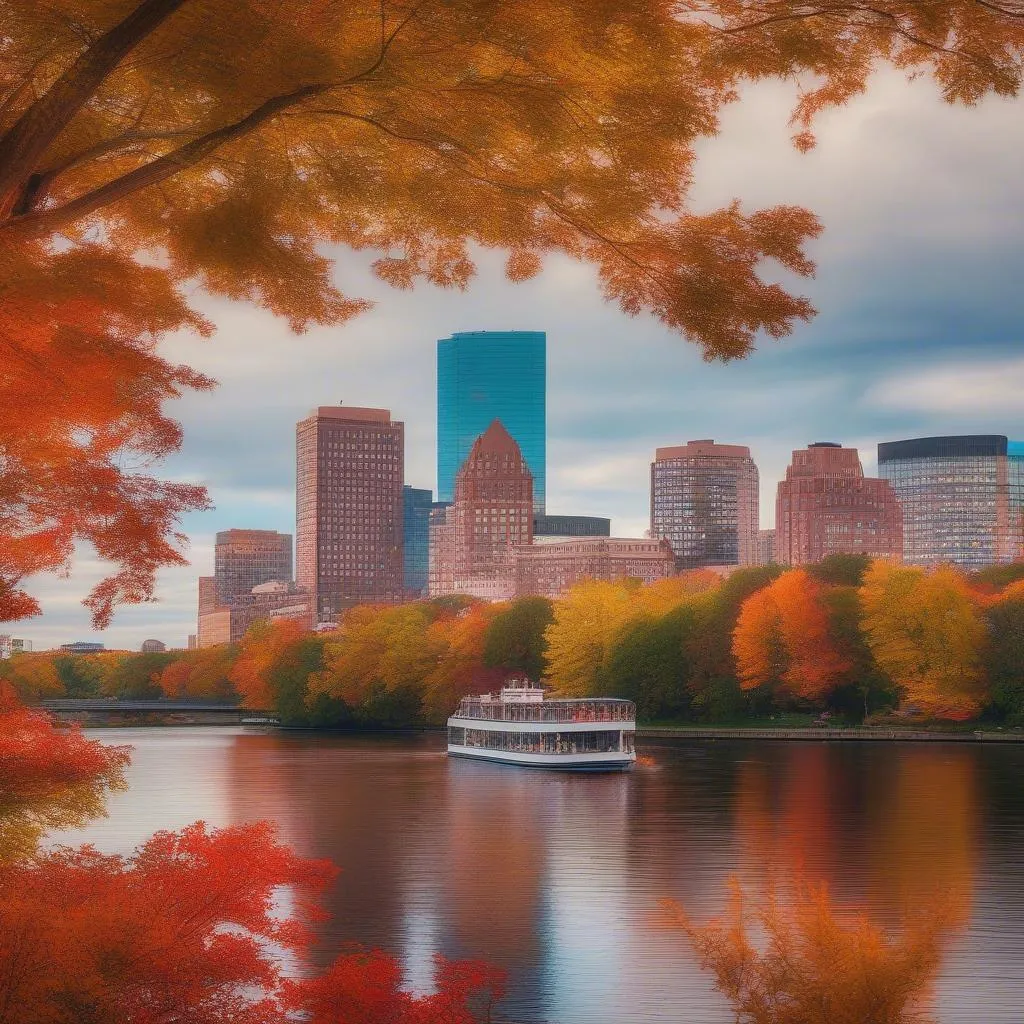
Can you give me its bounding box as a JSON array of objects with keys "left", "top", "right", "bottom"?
[{"left": 447, "top": 744, "right": 634, "bottom": 772}]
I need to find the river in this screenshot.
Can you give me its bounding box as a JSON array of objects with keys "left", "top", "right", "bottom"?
[{"left": 55, "top": 728, "right": 1024, "bottom": 1023}]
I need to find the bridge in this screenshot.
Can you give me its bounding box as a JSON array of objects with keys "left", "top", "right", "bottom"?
[{"left": 39, "top": 699, "right": 278, "bottom": 726}]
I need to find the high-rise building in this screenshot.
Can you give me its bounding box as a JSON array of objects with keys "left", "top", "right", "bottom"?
[
  {"left": 515, "top": 538, "right": 675, "bottom": 598},
  {"left": 776, "top": 442, "right": 902, "bottom": 565},
  {"left": 650, "top": 440, "right": 759, "bottom": 570},
  {"left": 533, "top": 514, "right": 611, "bottom": 543},
  {"left": 296, "top": 403, "right": 403, "bottom": 618},
  {"left": 437, "top": 330, "right": 546, "bottom": 512},
  {"left": 429, "top": 420, "right": 533, "bottom": 599},
  {"left": 296, "top": 405, "right": 405, "bottom": 624},
  {"left": 213, "top": 529, "right": 293, "bottom": 603},
  {"left": 403, "top": 485, "right": 433, "bottom": 598},
  {"left": 878, "top": 435, "right": 1024, "bottom": 568}
]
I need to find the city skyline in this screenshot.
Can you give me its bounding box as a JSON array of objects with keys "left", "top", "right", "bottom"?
[{"left": 12, "top": 70, "right": 1024, "bottom": 649}]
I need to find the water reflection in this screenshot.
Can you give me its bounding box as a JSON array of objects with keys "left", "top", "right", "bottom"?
[{"left": 52, "top": 730, "right": 1024, "bottom": 1023}]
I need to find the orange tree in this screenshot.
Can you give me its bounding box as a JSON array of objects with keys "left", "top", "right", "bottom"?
[{"left": 3, "top": 0, "right": 1022, "bottom": 625}]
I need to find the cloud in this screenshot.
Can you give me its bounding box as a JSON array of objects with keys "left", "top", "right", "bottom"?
[{"left": 863, "top": 357, "right": 1024, "bottom": 418}]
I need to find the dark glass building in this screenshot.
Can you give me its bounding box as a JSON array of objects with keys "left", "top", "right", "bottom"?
[
  {"left": 533, "top": 514, "right": 611, "bottom": 540},
  {"left": 437, "top": 330, "right": 546, "bottom": 513},
  {"left": 878, "top": 435, "right": 1024, "bottom": 568},
  {"left": 402, "top": 485, "right": 433, "bottom": 598}
]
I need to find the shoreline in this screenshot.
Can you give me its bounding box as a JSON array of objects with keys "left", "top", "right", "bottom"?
[{"left": 638, "top": 725, "right": 1024, "bottom": 742}]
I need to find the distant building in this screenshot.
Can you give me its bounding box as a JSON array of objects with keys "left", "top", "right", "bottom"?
[
  {"left": 198, "top": 581, "right": 312, "bottom": 647},
  {"left": 403, "top": 485, "right": 433, "bottom": 598},
  {"left": 187, "top": 634, "right": 197, "bottom": 650},
  {"left": 437, "top": 330, "right": 546, "bottom": 512},
  {"left": 214, "top": 529, "right": 293, "bottom": 604},
  {"left": 429, "top": 420, "right": 533, "bottom": 599},
  {"left": 878, "top": 435, "right": 1024, "bottom": 569},
  {"left": 776, "top": 442, "right": 902, "bottom": 566},
  {"left": 515, "top": 537, "right": 675, "bottom": 599},
  {"left": 651, "top": 440, "right": 760, "bottom": 570},
  {"left": 140, "top": 639, "right": 167, "bottom": 653},
  {"left": 59, "top": 641, "right": 105, "bottom": 654},
  {"left": 296, "top": 405, "right": 404, "bottom": 624},
  {"left": 755, "top": 529, "right": 776, "bottom": 566},
  {"left": 0, "top": 636, "right": 32, "bottom": 658},
  {"left": 533, "top": 514, "right": 611, "bottom": 543}
]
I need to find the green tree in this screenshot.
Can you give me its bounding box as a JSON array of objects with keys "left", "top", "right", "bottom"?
[
  {"left": 483, "top": 597, "right": 554, "bottom": 681},
  {"left": 602, "top": 606, "right": 695, "bottom": 721},
  {"left": 105, "top": 651, "right": 178, "bottom": 699},
  {"left": 53, "top": 656, "right": 102, "bottom": 698},
  {"left": 808, "top": 553, "right": 872, "bottom": 588},
  {"left": 984, "top": 597, "right": 1024, "bottom": 726}
]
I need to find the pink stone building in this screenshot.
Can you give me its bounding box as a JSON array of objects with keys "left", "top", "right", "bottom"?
[
  {"left": 515, "top": 537, "right": 675, "bottom": 599},
  {"left": 775, "top": 442, "right": 903, "bottom": 565},
  {"left": 429, "top": 420, "right": 533, "bottom": 599},
  {"left": 296, "top": 405, "right": 404, "bottom": 624}
]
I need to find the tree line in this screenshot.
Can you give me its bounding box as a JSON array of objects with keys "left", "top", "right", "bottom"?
[{"left": 6, "top": 555, "right": 1024, "bottom": 727}]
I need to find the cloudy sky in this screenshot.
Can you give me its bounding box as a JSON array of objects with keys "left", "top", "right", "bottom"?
[{"left": 14, "top": 68, "right": 1024, "bottom": 651}]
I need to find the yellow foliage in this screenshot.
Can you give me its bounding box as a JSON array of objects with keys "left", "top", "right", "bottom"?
[{"left": 859, "top": 561, "right": 988, "bottom": 719}]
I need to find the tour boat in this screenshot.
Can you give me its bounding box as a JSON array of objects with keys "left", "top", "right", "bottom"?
[{"left": 446, "top": 680, "right": 636, "bottom": 771}]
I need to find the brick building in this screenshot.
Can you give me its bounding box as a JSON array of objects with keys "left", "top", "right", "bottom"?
[
  {"left": 429, "top": 420, "right": 533, "bottom": 599},
  {"left": 213, "top": 529, "right": 293, "bottom": 603},
  {"left": 296, "top": 406, "right": 404, "bottom": 624},
  {"left": 775, "top": 442, "right": 903, "bottom": 565}
]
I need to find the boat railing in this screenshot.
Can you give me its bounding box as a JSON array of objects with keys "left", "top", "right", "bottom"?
[{"left": 452, "top": 699, "right": 635, "bottom": 723}]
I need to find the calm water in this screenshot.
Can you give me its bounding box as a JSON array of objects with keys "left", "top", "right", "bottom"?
[{"left": 56, "top": 729, "right": 1024, "bottom": 1022}]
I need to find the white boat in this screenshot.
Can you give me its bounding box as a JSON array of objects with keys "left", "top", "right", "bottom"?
[{"left": 446, "top": 680, "right": 636, "bottom": 772}]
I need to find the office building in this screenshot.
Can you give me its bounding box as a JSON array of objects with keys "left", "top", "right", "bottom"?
[
  {"left": 296, "top": 405, "right": 404, "bottom": 624},
  {"left": 213, "top": 529, "right": 293, "bottom": 603},
  {"left": 59, "top": 642, "right": 105, "bottom": 654},
  {"left": 515, "top": 538, "right": 675, "bottom": 599},
  {"left": 140, "top": 639, "right": 167, "bottom": 653},
  {"left": 403, "top": 485, "right": 433, "bottom": 598},
  {"left": 198, "top": 580, "right": 312, "bottom": 647},
  {"left": 429, "top": 420, "right": 533, "bottom": 599},
  {"left": 755, "top": 529, "right": 776, "bottom": 566},
  {"left": 878, "top": 435, "right": 1024, "bottom": 568},
  {"left": 776, "top": 442, "right": 902, "bottom": 565},
  {"left": 533, "top": 514, "right": 611, "bottom": 543},
  {"left": 437, "top": 330, "right": 546, "bottom": 512},
  {"left": 651, "top": 440, "right": 760, "bottom": 570}
]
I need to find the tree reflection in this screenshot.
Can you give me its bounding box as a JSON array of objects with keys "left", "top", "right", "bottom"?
[
  {"left": 0, "top": 682, "right": 129, "bottom": 860},
  {"left": 668, "top": 877, "right": 964, "bottom": 1024}
]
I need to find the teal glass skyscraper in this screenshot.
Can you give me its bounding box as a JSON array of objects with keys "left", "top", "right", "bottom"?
[{"left": 437, "top": 330, "right": 546, "bottom": 512}]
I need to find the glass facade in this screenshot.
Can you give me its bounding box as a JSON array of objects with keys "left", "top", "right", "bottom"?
[
  {"left": 533, "top": 514, "right": 611, "bottom": 540},
  {"left": 437, "top": 331, "right": 546, "bottom": 512},
  {"left": 650, "top": 441, "right": 759, "bottom": 569},
  {"left": 402, "top": 485, "right": 432, "bottom": 598},
  {"left": 878, "top": 435, "right": 1024, "bottom": 568}
]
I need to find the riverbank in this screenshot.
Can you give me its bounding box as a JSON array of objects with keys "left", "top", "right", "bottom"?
[{"left": 638, "top": 725, "right": 1024, "bottom": 742}]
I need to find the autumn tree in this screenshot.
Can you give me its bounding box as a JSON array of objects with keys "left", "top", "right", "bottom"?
[
  {"left": 0, "top": 682, "right": 129, "bottom": 859},
  {"left": 859, "top": 561, "right": 988, "bottom": 719},
  {"left": 733, "top": 569, "right": 850, "bottom": 705},
  {"left": 0, "top": 652, "right": 64, "bottom": 702},
  {"left": 6, "top": 0, "right": 1022, "bottom": 624},
  {"left": 158, "top": 643, "right": 240, "bottom": 700},
  {"left": 53, "top": 654, "right": 102, "bottom": 697},
  {"left": 482, "top": 596, "right": 554, "bottom": 681},
  {"left": 669, "top": 877, "right": 964, "bottom": 1024}
]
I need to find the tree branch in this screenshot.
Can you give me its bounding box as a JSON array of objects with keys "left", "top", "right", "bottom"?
[{"left": 0, "top": 0, "right": 190, "bottom": 218}]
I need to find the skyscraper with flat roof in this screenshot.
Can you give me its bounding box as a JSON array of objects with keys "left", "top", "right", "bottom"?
[
  {"left": 437, "top": 330, "right": 546, "bottom": 513},
  {"left": 651, "top": 440, "right": 760, "bottom": 570},
  {"left": 878, "top": 435, "right": 1024, "bottom": 568},
  {"left": 296, "top": 405, "right": 404, "bottom": 624},
  {"left": 402, "top": 485, "right": 432, "bottom": 598}
]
